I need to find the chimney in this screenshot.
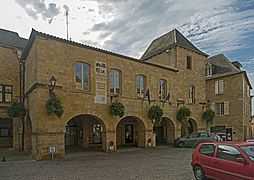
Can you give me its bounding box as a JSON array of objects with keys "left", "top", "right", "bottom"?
[{"left": 232, "top": 61, "right": 242, "bottom": 70}]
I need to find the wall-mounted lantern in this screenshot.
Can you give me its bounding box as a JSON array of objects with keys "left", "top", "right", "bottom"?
[{"left": 49, "top": 76, "right": 56, "bottom": 96}]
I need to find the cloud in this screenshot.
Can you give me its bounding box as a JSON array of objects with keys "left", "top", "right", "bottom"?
[
  {"left": 87, "top": 0, "right": 254, "bottom": 60},
  {"left": 15, "top": 0, "right": 60, "bottom": 23}
]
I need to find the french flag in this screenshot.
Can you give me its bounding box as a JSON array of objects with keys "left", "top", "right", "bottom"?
[{"left": 144, "top": 88, "right": 151, "bottom": 106}]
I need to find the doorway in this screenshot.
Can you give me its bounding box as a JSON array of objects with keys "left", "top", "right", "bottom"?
[{"left": 125, "top": 124, "right": 134, "bottom": 144}]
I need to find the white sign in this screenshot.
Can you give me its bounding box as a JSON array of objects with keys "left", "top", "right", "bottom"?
[
  {"left": 94, "top": 61, "right": 107, "bottom": 104},
  {"left": 48, "top": 146, "right": 56, "bottom": 153}
]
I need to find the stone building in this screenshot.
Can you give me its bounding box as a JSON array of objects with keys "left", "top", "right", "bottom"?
[
  {"left": 0, "top": 29, "right": 27, "bottom": 148},
  {"left": 206, "top": 54, "right": 252, "bottom": 141},
  {"left": 0, "top": 28, "right": 252, "bottom": 160}
]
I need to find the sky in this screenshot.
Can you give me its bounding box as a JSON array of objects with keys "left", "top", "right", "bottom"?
[{"left": 1, "top": 1, "right": 254, "bottom": 104}]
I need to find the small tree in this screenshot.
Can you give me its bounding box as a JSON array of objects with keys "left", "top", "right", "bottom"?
[
  {"left": 148, "top": 105, "right": 163, "bottom": 125},
  {"left": 7, "top": 101, "right": 26, "bottom": 118},
  {"left": 176, "top": 106, "right": 191, "bottom": 123},
  {"left": 110, "top": 101, "right": 125, "bottom": 118},
  {"left": 202, "top": 109, "right": 215, "bottom": 131},
  {"left": 45, "top": 93, "right": 64, "bottom": 118}
]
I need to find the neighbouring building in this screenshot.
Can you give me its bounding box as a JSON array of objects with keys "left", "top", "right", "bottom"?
[
  {"left": 0, "top": 29, "right": 27, "bottom": 149},
  {"left": 206, "top": 54, "right": 253, "bottom": 141},
  {"left": 0, "top": 28, "right": 252, "bottom": 160}
]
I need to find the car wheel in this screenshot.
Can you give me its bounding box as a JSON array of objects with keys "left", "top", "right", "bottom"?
[
  {"left": 193, "top": 165, "right": 206, "bottom": 180},
  {"left": 177, "top": 141, "right": 185, "bottom": 148}
]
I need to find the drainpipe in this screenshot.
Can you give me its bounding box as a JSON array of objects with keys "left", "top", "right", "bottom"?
[{"left": 17, "top": 50, "right": 25, "bottom": 151}]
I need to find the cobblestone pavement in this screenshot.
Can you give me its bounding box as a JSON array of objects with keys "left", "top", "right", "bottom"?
[{"left": 0, "top": 146, "right": 196, "bottom": 180}]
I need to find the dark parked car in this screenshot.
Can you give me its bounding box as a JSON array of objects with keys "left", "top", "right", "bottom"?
[
  {"left": 191, "top": 141, "right": 254, "bottom": 180},
  {"left": 174, "top": 132, "right": 222, "bottom": 148}
]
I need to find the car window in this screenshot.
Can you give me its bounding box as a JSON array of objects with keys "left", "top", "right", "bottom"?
[
  {"left": 240, "top": 145, "right": 254, "bottom": 162},
  {"left": 199, "top": 144, "right": 216, "bottom": 157},
  {"left": 217, "top": 145, "right": 243, "bottom": 162},
  {"left": 189, "top": 133, "right": 200, "bottom": 138},
  {"left": 200, "top": 133, "right": 208, "bottom": 138}
]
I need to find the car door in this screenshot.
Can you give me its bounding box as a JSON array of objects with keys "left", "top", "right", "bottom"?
[
  {"left": 185, "top": 133, "right": 200, "bottom": 147},
  {"left": 213, "top": 145, "right": 253, "bottom": 180},
  {"left": 197, "top": 143, "right": 218, "bottom": 179}
]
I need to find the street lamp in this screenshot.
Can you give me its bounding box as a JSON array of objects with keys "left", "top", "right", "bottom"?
[{"left": 49, "top": 76, "right": 56, "bottom": 96}]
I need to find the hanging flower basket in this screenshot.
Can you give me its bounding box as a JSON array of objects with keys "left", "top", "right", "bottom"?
[
  {"left": 45, "top": 93, "right": 64, "bottom": 118},
  {"left": 176, "top": 106, "right": 191, "bottom": 123},
  {"left": 148, "top": 105, "right": 163, "bottom": 124},
  {"left": 7, "top": 101, "right": 26, "bottom": 118},
  {"left": 110, "top": 102, "right": 125, "bottom": 118},
  {"left": 203, "top": 109, "right": 215, "bottom": 131}
]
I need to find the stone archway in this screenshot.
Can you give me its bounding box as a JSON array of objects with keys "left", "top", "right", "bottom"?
[
  {"left": 65, "top": 114, "right": 106, "bottom": 153},
  {"left": 116, "top": 116, "right": 145, "bottom": 148},
  {"left": 154, "top": 117, "right": 175, "bottom": 145},
  {"left": 181, "top": 118, "right": 198, "bottom": 137}
]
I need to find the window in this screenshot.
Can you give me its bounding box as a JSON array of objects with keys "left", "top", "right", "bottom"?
[
  {"left": 136, "top": 75, "right": 145, "bottom": 96},
  {"left": 215, "top": 80, "right": 224, "bottom": 94},
  {"left": 75, "top": 63, "right": 90, "bottom": 91},
  {"left": 240, "top": 145, "right": 254, "bottom": 162},
  {"left": 0, "top": 85, "right": 12, "bottom": 103},
  {"left": 189, "top": 133, "right": 200, "bottom": 138},
  {"left": 215, "top": 102, "right": 229, "bottom": 115},
  {"left": 205, "top": 65, "right": 212, "bottom": 76},
  {"left": 110, "top": 69, "right": 121, "bottom": 94},
  {"left": 217, "top": 145, "right": 243, "bottom": 162},
  {"left": 188, "top": 85, "right": 195, "bottom": 104},
  {"left": 159, "top": 79, "right": 167, "bottom": 100},
  {"left": 187, "top": 56, "right": 192, "bottom": 69},
  {"left": 199, "top": 144, "right": 216, "bottom": 157}
]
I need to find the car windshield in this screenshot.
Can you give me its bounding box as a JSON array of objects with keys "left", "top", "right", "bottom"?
[{"left": 240, "top": 145, "right": 254, "bottom": 162}]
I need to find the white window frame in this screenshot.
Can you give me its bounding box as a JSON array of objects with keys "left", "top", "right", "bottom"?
[
  {"left": 136, "top": 75, "right": 145, "bottom": 97},
  {"left": 75, "top": 63, "right": 90, "bottom": 91},
  {"left": 215, "top": 80, "right": 224, "bottom": 94},
  {"left": 188, "top": 85, "right": 195, "bottom": 104},
  {"left": 110, "top": 69, "right": 121, "bottom": 95},
  {"left": 159, "top": 79, "right": 167, "bottom": 100},
  {"left": 0, "top": 85, "right": 12, "bottom": 103},
  {"left": 215, "top": 102, "right": 229, "bottom": 116}
]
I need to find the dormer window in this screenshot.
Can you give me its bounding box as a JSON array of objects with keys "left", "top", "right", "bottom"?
[{"left": 205, "top": 63, "right": 212, "bottom": 76}]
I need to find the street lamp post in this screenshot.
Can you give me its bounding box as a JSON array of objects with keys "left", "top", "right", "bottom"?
[{"left": 49, "top": 76, "right": 56, "bottom": 97}]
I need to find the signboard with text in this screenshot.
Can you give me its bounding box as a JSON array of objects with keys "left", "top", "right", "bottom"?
[{"left": 94, "top": 61, "right": 107, "bottom": 104}]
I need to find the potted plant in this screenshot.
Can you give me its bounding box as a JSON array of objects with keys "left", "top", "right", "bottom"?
[
  {"left": 202, "top": 109, "right": 215, "bottom": 131},
  {"left": 7, "top": 101, "right": 26, "bottom": 119},
  {"left": 176, "top": 106, "right": 191, "bottom": 123},
  {"left": 45, "top": 93, "right": 64, "bottom": 118},
  {"left": 110, "top": 101, "right": 125, "bottom": 118},
  {"left": 148, "top": 105, "right": 163, "bottom": 125}
]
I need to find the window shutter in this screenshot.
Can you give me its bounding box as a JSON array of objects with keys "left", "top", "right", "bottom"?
[
  {"left": 220, "top": 80, "right": 224, "bottom": 94},
  {"left": 215, "top": 81, "right": 219, "bottom": 94},
  {"left": 210, "top": 103, "right": 215, "bottom": 111},
  {"left": 224, "top": 101, "right": 229, "bottom": 115}
]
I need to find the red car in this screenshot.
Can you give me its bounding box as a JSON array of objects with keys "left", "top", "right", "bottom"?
[{"left": 191, "top": 141, "right": 254, "bottom": 180}]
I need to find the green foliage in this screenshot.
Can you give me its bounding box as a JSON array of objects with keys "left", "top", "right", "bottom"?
[
  {"left": 176, "top": 106, "right": 191, "bottom": 123},
  {"left": 45, "top": 93, "right": 64, "bottom": 118},
  {"left": 202, "top": 109, "right": 215, "bottom": 124},
  {"left": 148, "top": 105, "right": 163, "bottom": 123},
  {"left": 110, "top": 101, "right": 125, "bottom": 118},
  {"left": 7, "top": 101, "right": 26, "bottom": 118}
]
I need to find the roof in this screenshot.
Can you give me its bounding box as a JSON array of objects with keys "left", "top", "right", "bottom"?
[
  {"left": 22, "top": 29, "right": 178, "bottom": 72},
  {"left": 207, "top": 54, "right": 240, "bottom": 74},
  {"left": 206, "top": 54, "right": 252, "bottom": 89},
  {"left": 0, "top": 28, "right": 27, "bottom": 49},
  {"left": 141, "top": 29, "right": 208, "bottom": 60}
]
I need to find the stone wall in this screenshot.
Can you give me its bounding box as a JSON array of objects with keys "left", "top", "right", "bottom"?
[
  {"left": 206, "top": 73, "right": 252, "bottom": 140},
  {"left": 24, "top": 36, "right": 207, "bottom": 159}
]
